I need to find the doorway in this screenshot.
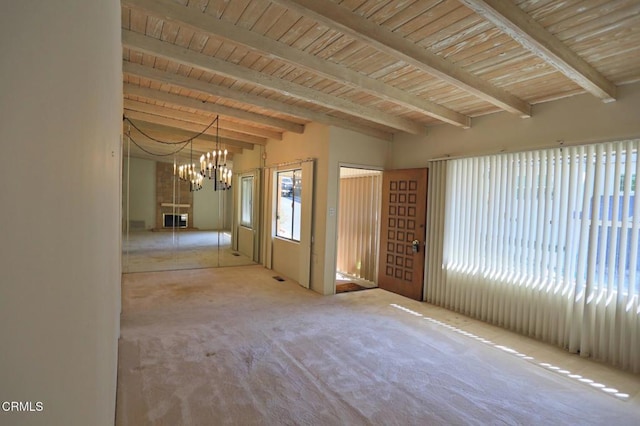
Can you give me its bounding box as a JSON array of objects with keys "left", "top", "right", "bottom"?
[{"left": 335, "top": 166, "right": 383, "bottom": 293}]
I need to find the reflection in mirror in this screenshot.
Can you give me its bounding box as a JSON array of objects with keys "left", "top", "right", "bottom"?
[
  {"left": 121, "top": 130, "right": 257, "bottom": 273},
  {"left": 234, "top": 170, "right": 260, "bottom": 263}
]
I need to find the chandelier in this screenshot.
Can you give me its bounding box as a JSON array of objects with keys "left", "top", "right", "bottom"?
[
  {"left": 199, "top": 148, "right": 232, "bottom": 191},
  {"left": 174, "top": 115, "right": 232, "bottom": 192},
  {"left": 175, "top": 161, "right": 204, "bottom": 192}
]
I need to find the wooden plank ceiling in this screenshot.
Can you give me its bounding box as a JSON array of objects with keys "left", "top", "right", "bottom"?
[{"left": 121, "top": 0, "right": 640, "bottom": 163}]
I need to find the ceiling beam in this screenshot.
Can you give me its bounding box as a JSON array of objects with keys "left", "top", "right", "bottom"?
[
  {"left": 122, "top": 29, "right": 424, "bottom": 135},
  {"left": 268, "top": 0, "right": 531, "bottom": 118},
  {"left": 457, "top": 0, "right": 616, "bottom": 103},
  {"left": 123, "top": 125, "right": 241, "bottom": 164},
  {"left": 123, "top": 60, "right": 393, "bottom": 141},
  {"left": 124, "top": 122, "right": 244, "bottom": 154},
  {"left": 123, "top": 110, "right": 261, "bottom": 148},
  {"left": 123, "top": 0, "right": 470, "bottom": 128},
  {"left": 123, "top": 96, "right": 283, "bottom": 140},
  {"left": 124, "top": 62, "right": 303, "bottom": 135}
]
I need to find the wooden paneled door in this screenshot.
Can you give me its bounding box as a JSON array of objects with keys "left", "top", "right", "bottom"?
[{"left": 378, "top": 168, "right": 428, "bottom": 301}]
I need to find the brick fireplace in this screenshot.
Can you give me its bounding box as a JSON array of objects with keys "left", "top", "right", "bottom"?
[{"left": 155, "top": 162, "right": 194, "bottom": 230}]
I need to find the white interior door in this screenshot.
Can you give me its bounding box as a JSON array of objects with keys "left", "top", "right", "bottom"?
[
  {"left": 262, "top": 160, "right": 314, "bottom": 289},
  {"left": 235, "top": 170, "right": 260, "bottom": 262}
]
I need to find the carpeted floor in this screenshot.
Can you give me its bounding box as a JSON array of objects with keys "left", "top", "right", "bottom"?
[
  {"left": 122, "top": 230, "right": 255, "bottom": 273},
  {"left": 117, "top": 265, "right": 640, "bottom": 425}
]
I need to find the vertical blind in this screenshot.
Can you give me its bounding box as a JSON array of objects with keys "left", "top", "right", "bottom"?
[
  {"left": 427, "top": 140, "right": 640, "bottom": 372},
  {"left": 337, "top": 173, "right": 382, "bottom": 283}
]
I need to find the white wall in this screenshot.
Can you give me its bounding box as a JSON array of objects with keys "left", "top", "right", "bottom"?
[
  {"left": 126, "top": 157, "right": 155, "bottom": 230},
  {"left": 391, "top": 82, "right": 640, "bottom": 166},
  {"left": 193, "top": 183, "right": 231, "bottom": 230},
  {"left": 232, "top": 146, "right": 263, "bottom": 172},
  {"left": 0, "top": 1, "right": 122, "bottom": 425},
  {"left": 272, "top": 237, "right": 302, "bottom": 281}
]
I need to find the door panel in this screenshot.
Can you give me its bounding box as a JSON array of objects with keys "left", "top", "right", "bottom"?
[
  {"left": 378, "top": 168, "right": 428, "bottom": 300},
  {"left": 236, "top": 171, "right": 260, "bottom": 262}
]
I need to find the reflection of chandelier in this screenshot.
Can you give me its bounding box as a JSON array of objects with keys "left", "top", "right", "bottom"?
[
  {"left": 175, "top": 162, "right": 203, "bottom": 192},
  {"left": 199, "top": 148, "right": 232, "bottom": 191},
  {"left": 174, "top": 115, "right": 232, "bottom": 192}
]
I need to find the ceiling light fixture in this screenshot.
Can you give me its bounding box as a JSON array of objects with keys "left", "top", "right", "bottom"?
[{"left": 175, "top": 115, "right": 232, "bottom": 192}]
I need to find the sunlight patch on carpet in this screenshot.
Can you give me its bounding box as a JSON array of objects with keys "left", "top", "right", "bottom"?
[{"left": 389, "top": 303, "right": 631, "bottom": 401}]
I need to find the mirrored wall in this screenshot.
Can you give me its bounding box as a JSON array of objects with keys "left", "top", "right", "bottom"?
[{"left": 122, "top": 150, "right": 258, "bottom": 273}]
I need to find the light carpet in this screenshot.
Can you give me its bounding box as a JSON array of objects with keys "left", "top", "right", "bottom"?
[
  {"left": 122, "top": 230, "right": 254, "bottom": 273},
  {"left": 117, "top": 265, "right": 640, "bottom": 425}
]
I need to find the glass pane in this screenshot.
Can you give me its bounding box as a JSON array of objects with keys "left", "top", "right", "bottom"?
[
  {"left": 276, "top": 171, "right": 294, "bottom": 240},
  {"left": 121, "top": 143, "right": 258, "bottom": 272},
  {"left": 293, "top": 169, "right": 302, "bottom": 241},
  {"left": 241, "top": 176, "right": 253, "bottom": 228},
  {"left": 276, "top": 169, "right": 302, "bottom": 242}
]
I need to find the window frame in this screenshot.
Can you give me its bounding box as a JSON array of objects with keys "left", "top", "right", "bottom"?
[
  {"left": 275, "top": 168, "right": 302, "bottom": 242},
  {"left": 240, "top": 175, "right": 254, "bottom": 229}
]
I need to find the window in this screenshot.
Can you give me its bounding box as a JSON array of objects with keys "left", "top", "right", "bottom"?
[
  {"left": 437, "top": 140, "right": 640, "bottom": 371},
  {"left": 444, "top": 144, "right": 640, "bottom": 296},
  {"left": 240, "top": 176, "right": 253, "bottom": 228},
  {"left": 619, "top": 173, "right": 636, "bottom": 192},
  {"left": 276, "top": 169, "right": 302, "bottom": 241}
]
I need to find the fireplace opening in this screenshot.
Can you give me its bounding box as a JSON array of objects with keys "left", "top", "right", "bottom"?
[{"left": 163, "top": 213, "right": 188, "bottom": 228}]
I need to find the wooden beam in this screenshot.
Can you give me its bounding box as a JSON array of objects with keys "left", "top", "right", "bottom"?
[
  {"left": 457, "top": 0, "right": 616, "bottom": 102},
  {"left": 122, "top": 29, "right": 424, "bottom": 134},
  {"left": 124, "top": 96, "right": 283, "bottom": 140},
  {"left": 268, "top": 0, "right": 531, "bottom": 117},
  {"left": 123, "top": 60, "right": 393, "bottom": 141},
  {"left": 123, "top": 110, "right": 260, "bottom": 148},
  {"left": 124, "top": 63, "right": 303, "bottom": 135},
  {"left": 122, "top": 0, "right": 470, "bottom": 128}
]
